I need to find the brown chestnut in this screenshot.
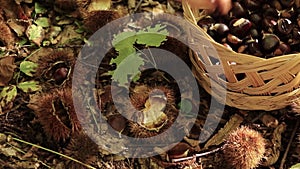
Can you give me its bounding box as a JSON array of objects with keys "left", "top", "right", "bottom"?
[
  {"left": 227, "top": 33, "right": 243, "bottom": 44},
  {"left": 277, "top": 18, "right": 293, "bottom": 35},
  {"left": 230, "top": 18, "right": 253, "bottom": 38},
  {"left": 274, "top": 42, "right": 291, "bottom": 55},
  {"left": 262, "top": 34, "right": 280, "bottom": 52},
  {"left": 230, "top": 2, "right": 247, "bottom": 17},
  {"left": 248, "top": 40, "right": 264, "bottom": 57},
  {"left": 53, "top": 67, "right": 69, "bottom": 85},
  {"left": 280, "top": 0, "right": 295, "bottom": 7},
  {"left": 210, "top": 23, "right": 230, "bottom": 37}
]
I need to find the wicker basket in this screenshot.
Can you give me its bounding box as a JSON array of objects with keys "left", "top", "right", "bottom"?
[{"left": 182, "top": 0, "right": 300, "bottom": 111}]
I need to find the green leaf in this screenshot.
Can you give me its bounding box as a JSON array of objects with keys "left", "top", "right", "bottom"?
[
  {"left": 20, "top": 61, "right": 38, "bottom": 77},
  {"left": 136, "top": 24, "right": 168, "bottom": 47},
  {"left": 0, "top": 85, "right": 17, "bottom": 108},
  {"left": 111, "top": 31, "right": 137, "bottom": 65},
  {"left": 111, "top": 53, "right": 144, "bottom": 87},
  {"left": 290, "top": 163, "right": 300, "bottom": 169},
  {"left": 26, "top": 24, "right": 44, "bottom": 46},
  {"left": 179, "top": 99, "right": 193, "bottom": 114},
  {"left": 110, "top": 24, "right": 169, "bottom": 86},
  {"left": 35, "top": 17, "right": 50, "bottom": 28},
  {"left": 17, "top": 81, "right": 41, "bottom": 93},
  {"left": 35, "top": 2, "right": 47, "bottom": 14}
]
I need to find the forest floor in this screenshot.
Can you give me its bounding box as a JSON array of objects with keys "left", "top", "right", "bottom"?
[{"left": 0, "top": 0, "right": 299, "bottom": 169}]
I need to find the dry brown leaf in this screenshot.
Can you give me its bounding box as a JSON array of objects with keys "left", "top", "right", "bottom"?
[
  {"left": 262, "top": 123, "right": 286, "bottom": 166},
  {"left": 260, "top": 114, "right": 279, "bottom": 128},
  {"left": 204, "top": 113, "right": 244, "bottom": 149},
  {"left": 0, "top": 56, "right": 16, "bottom": 86}
]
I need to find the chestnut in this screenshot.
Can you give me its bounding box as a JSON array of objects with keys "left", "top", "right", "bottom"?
[
  {"left": 262, "top": 33, "right": 280, "bottom": 52},
  {"left": 230, "top": 18, "right": 253, "bottom": 38},
  {"left": 263, "top": 7, "right": 280, "bottom": 19},
  {"left": 250, "top": 28, "right": 262, "bottom": 39},
  {"left": 262, "top": 18, "right": 277, "bottom": 33},
  {"left": 280, "top": 0, "right": 295, "bottom": 7},
  {"left": 250, "top": 13, "right": 262, "bottom": 28},
  {"left": 230, "top": 2, "right": 247, "bottom": 17},
  {"left": 292, "top": 27, "right": 300, "bottom": 39},
  {"left": 274, "top": 42, "right": 291, "bottom": 55},
  {"left": 210, "top": 23, "right": 230, "bottom": 37},
  {"left": 277, "top": 18, "right": 293, "bottom": 35},
  {"left": 53, "top": 67, "right": 69, "bottom": 85},
  {"left": 244, "top": 0, "right": 262, "bottom": 11},
  {"left": 227, "top": 33, "right": 243, "bottom": 45},
  {"left": 248, "top": 40, "right": 264, "bottom": 57}
]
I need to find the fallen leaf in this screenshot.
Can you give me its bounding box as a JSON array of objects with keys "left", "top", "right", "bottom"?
[
  {"left": 34, "top": 17, "right": 50, "bottom": 28},
  {"left": 17, "top": 81, "right": 41, "bottom": 93},
  {"left": 0, "top": 56, "right": 16, "bottom": 86},
  {"left": 20, "top": 60, "right": 38, "bottom": 77},
  {"left": 0, "top": 85, "right": 17, "bottom": 111},
  {"left": 56, "top": 25, "right": 83, "bottom": 45},
  {"left": 87, "top": 0, "right": 111, "bottom": 11},
  {"left": 26, "top": 24, "right": 45, "bottom": 46},
  {"left": 0, "top": 21, "right": 16, "bottom": 48},
  {"left": 0, "top": 147, "right": 18, "bottom": 157},
  {"left": 34, "top": 2, "right": 47, "bottom": 14},
  {"left": 7, "top": 19, "right": 26, "bottom": 36},
  {"left": 204, "top": 113, "right": 244, "bottom": 149}
]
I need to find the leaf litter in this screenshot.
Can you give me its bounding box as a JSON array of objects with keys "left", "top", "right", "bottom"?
[{"left": 0, "top": 0, "right": 299, "bottom": 169}]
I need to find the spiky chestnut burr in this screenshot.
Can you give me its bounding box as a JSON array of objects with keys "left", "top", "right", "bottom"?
[
  {"left": 223, "top": 126, "right": 266, "bottom": 169},
  {"left": 35, "top": 49, "right": 75, "bottom": 87},
  {"left": 82, "top": 10, "right": 121, "bottom": 33},
  {"left": 28, "top": 88, "right": 82, "bottom": 142},
  {"left": 63, "top": 133, "right": 98, "bottom": 168}
]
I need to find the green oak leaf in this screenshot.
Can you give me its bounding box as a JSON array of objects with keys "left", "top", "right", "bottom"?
[
  {"left": 20, "top": 61, "right": 38, "bottom": 77},
  {"left": 111, "top": 53, "right": 144, "bottom": 87},
  {"left": 136, "top": 24, "right": 168, "bottom": 47},
  {"left": 17, "top": 81, "right": 41, "bottom": 93}
]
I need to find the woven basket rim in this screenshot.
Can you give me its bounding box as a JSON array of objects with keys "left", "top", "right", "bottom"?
[{"left": 182, "top": 0, "right": 300, "bottom": 110}]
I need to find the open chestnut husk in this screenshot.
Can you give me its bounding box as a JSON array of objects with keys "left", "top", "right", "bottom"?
[
  {"left": 36, "top": 49, "right": 75, "bottom": 87},
  {"left": 129, "top": 84, "right": 178, "bottom": 139}
]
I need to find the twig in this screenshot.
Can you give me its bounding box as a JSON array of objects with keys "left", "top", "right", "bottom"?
[
  {"left": 11, "top": 137, "right": 96, "bottom": 169},
  {"left": 279, "top": 119, "right": 299, "bottom": 169},
  {"left": 171, "top": 146, "right": 222, "bottom": 163}
]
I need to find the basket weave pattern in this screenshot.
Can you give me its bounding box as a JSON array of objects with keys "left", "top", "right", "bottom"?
[{"left": 183, "top": 1, "right": 300, "bottom": 110}]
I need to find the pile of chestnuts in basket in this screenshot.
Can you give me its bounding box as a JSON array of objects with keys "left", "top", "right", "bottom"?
[{"left": 197, "top": 0, "right": 300, "bottom": 58}]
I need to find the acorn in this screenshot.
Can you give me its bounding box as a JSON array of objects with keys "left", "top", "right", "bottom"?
[{"left": 223, "top": 126, "right": 266, "bottom": 169}]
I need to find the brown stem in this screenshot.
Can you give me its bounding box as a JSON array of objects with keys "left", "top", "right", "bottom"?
[{"left": 279, "top": 119, "right": 299, "bottom": 169}]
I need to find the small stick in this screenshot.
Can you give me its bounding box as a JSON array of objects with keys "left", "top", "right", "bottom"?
[
  {"left": 171, "top": 146, "right": 222, "bottom": 163},
  {"left": 279, "top": 119, "right": 299, "bottom": 169}
]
